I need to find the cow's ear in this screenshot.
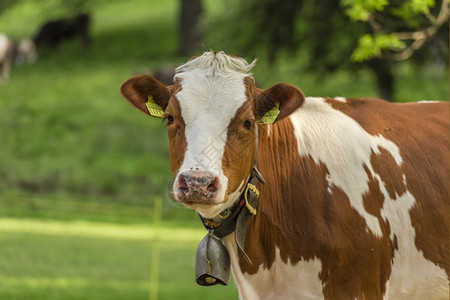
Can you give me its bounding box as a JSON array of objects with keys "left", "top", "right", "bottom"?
[
  {"left": 255, "top": 83, "right": 305, "bottom": 124},
  {"left": 120, "top": 74, "right": 170, "bottom": 117}
]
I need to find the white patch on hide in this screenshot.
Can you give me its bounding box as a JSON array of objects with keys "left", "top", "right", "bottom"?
[
  {"left": 223, "top": 234, "right": 324, "bottom": 300},
  {"left": 289, "top": 96, "right": 448, "bottom": 297},
  {"left": 381, "top": 192, "right": 449, "bottom": 299},
  {"left": 289, "top": 97, "right": 404, "bottom": 237},
  {"left": 370, "top": 135, "right": 402, "bottom": 166},
  {"left": 334, "top": 97, "right": 347, "bottom": 103}
]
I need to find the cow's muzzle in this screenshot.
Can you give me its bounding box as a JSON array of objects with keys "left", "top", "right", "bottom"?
[{"left": 176, "top": 170, "right": 219, "bottom": 204}]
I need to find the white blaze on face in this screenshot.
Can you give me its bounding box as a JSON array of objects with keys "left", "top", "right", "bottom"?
[{"left": 173, "top": 52, "right": 256, "bottom": 217}]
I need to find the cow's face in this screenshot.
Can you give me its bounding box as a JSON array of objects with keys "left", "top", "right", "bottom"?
[{"left": 121, "top": 51, "right": 304, "bottom": 218}]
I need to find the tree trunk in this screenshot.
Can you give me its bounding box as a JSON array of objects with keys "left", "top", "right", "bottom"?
[
  {"left": 367, "top": 59, "right": 394, "bottom": 101},
  {"left": 179, "top": 0, "right": 203, "bottom": 56}
]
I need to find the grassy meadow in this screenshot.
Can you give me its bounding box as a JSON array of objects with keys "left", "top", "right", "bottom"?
[
  {"left": 0, "top": 218, "right": 239, "bottom": 299},
  {"left": 0, "top": 0, "right": 448, "bottom": 299}
]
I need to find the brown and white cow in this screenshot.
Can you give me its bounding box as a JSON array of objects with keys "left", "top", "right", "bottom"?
[{"left": 121, "top": 51, "right": 449, "bottom": 299}]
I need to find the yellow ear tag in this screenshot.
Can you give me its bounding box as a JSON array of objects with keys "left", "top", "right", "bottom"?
[
  {"left": 146, "top": 95, "right": 164, "bottom": 118},
  {"left": 259, "top": 103, "right": 280, "bottom": 124}
]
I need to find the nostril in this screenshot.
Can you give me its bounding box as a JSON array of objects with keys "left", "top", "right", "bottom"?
[
  {"left": 206, "top": 177, "right": 219, "bottom": 192},
  {"left": 178, "top": 175, "right": 189, "bottom": 193}
]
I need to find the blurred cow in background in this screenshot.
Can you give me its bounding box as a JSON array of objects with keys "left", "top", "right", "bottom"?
[
  {"left": 16, "top": 39, "right": 37, "bottom": 65},
  {"left": 0, "top": 34, "right": 37, "bottom": 83},
  {"left": 0, "top": 34, "right": 15, "bottom": 82},
  {"left": 151, "top": 66, "right": 175, "bottom": 86},
  {"left": 133, "top": 66, "right": 176, "bottom": 86},
  {"left": 33, "top": 13, "right": 90, "bottom": 49}
]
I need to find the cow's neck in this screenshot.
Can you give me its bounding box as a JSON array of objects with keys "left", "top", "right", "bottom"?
[
  {"left": 224, "top": 119, "right": 325, "bottom": 270},
  {"left": 217, "top": 119, "right": 322, "bottom": 298}
]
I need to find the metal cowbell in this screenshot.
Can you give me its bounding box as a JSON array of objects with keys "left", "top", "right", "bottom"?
[{"left": 195, "top": 233, "right": 230, "bottom": 286}]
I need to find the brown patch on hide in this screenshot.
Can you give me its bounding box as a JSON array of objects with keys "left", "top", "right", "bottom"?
[
  {"left": 327, "top": 97, "right": 449, "bottom": 275},
  {"left": 240, "top": 118, "right": 393, "bottom": 299},
  {"left": 165, "top": 90, "right": 187, "bottom": 178},
  {"left": 370, "top": 148, "right": 407, "bottom": 200}
]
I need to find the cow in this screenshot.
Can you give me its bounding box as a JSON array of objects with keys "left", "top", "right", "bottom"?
[
  {"left": 0, "top": 34, "right": 15, "bottom": 82},
  {"left": 33, "top": 13, "right": 90, "bottom": 49},
  {"left": 15, "top": 38, "right": 37, "bottom": 66},
  {"left": 0, "top": 34, "right": 37, "bottom": 82},
  {"left": 132, "top": 66, "right": 176, "bottom": 86},
  {"left": 120, "top": 51, "right": 449, "bottom": 299}
]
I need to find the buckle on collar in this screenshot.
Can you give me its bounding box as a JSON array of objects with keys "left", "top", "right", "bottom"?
[
  {"left": 244, "top": 183, "right": 258, "bottom": 215},
  {"left": 218, "top": 208, "right": 231, "bottom": 219}
]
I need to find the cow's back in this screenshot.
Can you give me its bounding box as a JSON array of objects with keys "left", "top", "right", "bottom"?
[{"left": 328, "top": 97, "right": 449, "bottom": 202}]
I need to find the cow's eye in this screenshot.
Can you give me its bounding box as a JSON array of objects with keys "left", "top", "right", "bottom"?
[
  {"left": 165, "top": 115, "right": 174, "bottom": 125},
  {"left": 243, "top": 119, "right": 252, "bottom": 129}
]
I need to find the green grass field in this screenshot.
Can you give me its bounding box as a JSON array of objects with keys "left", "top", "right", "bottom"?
[
  {"left": 0, "top": 0, "right": 448, "bottom": 299},
  {"left": 0, "top": 218, "right": 238, "bottom": 299}
]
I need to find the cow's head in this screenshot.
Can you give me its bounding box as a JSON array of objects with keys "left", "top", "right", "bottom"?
[{"left": 120, "top": 51, "right": 304, "bottom": 218}]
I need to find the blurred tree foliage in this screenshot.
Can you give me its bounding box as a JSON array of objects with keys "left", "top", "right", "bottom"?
[
  {"left": 0, "top": 0, "right": 115, "bottom": 19},
  {"left": 206, "top": 0, "right": 448, "bottom": 100},
  {"left": 343, "top": 0, "right": 449, "bottom": 62}
]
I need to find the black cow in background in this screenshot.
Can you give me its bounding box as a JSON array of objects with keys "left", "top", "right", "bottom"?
[{"left": 34, "top": 13, "right": 90, "bottom": 49}]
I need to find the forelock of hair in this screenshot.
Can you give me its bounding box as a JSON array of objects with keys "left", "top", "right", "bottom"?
[{"left": 174, "top": 51, "right": 257, "bottom": 79}]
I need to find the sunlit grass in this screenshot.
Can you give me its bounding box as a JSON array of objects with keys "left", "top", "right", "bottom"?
[
  {"left": 0, "top": 218, "right": 204, "bottom": 242},
  {"left": 0, "top": 218, "right": 238, "bottom": 300}
]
